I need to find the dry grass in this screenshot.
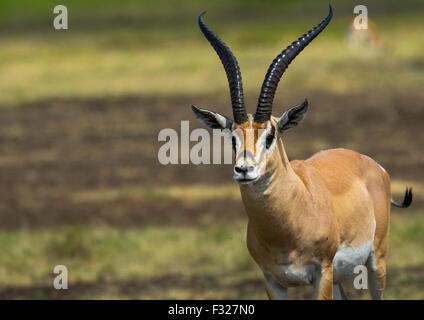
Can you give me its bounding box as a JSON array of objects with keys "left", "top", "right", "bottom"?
[{"left": 71, "top": 179, "right": 422, "bottom": 205}]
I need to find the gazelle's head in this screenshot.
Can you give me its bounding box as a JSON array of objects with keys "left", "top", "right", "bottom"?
[{"left": 192, "top": 6, "right": 332, "bottom": 185}]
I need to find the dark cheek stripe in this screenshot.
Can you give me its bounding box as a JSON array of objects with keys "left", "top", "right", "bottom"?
[{"left": 270, "top": 124, "right": 275, "bottom": 138}]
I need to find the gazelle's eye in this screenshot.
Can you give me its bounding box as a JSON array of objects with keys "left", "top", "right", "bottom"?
[
  {"left": 266, "top": 134, "right": 274, "bottom": 149},
  {"left": 232, "top": 136, "right": 236, "bottom": 152}
]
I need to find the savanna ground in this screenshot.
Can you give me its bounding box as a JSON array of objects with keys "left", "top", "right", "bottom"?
[{"left": 0, "top": 0, "right": 423, "bottom": 299}]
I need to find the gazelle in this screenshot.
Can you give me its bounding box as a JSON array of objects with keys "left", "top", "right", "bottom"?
[
  {"left": 191, "top": 5, "right": 412, "bottom": 300},
  {"left": 346, "top": 16, "right": 383, "bottom": 50}
]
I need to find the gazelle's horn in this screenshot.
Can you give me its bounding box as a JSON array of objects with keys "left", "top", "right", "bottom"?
[
  {"left": 254, "top": 5, "right": 333, "bottom": 123},
  {"left": 198, "top": 11, "right": 247, "bottom": 124}
]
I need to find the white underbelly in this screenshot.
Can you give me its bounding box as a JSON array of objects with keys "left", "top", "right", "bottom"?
[
  {"left": 332, "top": 240, "right": 374, "bottom": 283},
  {"left": 268, "top": 240, "right": 375, "bottom": 287}
]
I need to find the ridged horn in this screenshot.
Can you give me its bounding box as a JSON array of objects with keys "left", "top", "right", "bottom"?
[
  {"left": 254, "top": 5, "right": 333, "bottom": 123},
  {"left": 198, "top": 11, "right": 247, "bottom": 124}
]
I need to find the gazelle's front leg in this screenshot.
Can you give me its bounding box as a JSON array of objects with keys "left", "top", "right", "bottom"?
[
  {"left": 263, "top": 271, "right": 287, "bottom": 300},
  {"left": 313, "top": 264, "right": 333, "bottom": 300}
]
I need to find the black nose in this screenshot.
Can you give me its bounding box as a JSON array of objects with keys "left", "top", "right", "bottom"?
[{"left": 234, "top": 165, "right": 254, "bottom": 174}]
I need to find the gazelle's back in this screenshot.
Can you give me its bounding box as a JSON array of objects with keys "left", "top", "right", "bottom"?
[{"left": 304, "top": 148, "right": 391, "bottom": 208}]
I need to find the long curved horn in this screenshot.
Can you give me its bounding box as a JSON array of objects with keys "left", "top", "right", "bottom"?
[
  {"left": 198, "top": 11, "right": 247, "bottom": 124},
  {"left": 254, "top": 5, "right": 333, "bottom": 123}
]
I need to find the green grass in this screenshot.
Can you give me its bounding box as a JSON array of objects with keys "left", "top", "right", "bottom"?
[
  {"left": 0, "top": 211, "right": 423, "bottom": 299},
  {"left": 0, "top": 223, "right": 260, "bottom": 299},
  {"left": 0, "top": 0, "right": 423, "bottom": 107}
]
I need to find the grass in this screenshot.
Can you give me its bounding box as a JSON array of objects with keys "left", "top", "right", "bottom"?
[
  {"left": 0, "top": 223, "right": 258, "bottom": 299},
  {"left": 70, "top": 179, "right": 423, "bottom": 204},
  {"left": 72, "top": 184, "right": 240, "bottom": 204},
  {"left": 0, "top": 0, "right": 423, "bottom": 107},
  {"left": 0, "top": 211, "right": 423, "bottom": 299}
]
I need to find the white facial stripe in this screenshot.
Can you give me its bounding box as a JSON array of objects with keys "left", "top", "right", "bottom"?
[
  {"left": 267, "top": 125, "right": 278, "bottom": 155},
  {"left": 231, "top": 121, "right": 279, "bottom": 184},
  {"left": 255, "top": 129, "right": 267, "bottom": 162},
  {"left": 255, "top": 122, "right": 276, "bottom": 162},
  {"left": 232, "top": 122, "right": 277, "bottom": 163},
  {"left": 233, "top": 128, "right": 255, "bottom": 157}
]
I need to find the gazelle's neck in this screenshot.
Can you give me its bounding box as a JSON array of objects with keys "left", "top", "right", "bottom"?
[{"left": 239, "top": 138, "right": 309, "bottom": 245}]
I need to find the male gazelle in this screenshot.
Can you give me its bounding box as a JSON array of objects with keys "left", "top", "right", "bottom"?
[{"left": 191, "top": 5, "right": 412, "bottom": 300}]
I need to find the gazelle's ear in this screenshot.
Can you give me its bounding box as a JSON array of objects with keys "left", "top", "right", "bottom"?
[
  {"left": 191, "top": 105, "right": 233, "bottom": 130},
  {"left": 277, "top": 99, "right": 309, "bottom": 134}
]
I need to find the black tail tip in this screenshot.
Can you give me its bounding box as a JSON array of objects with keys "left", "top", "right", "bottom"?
[
  {"left": 404, "top": 187, "right": 413, "bottom": 207},
  {"left": 392, "top": 187, "right": 413, "bottom": 208}
]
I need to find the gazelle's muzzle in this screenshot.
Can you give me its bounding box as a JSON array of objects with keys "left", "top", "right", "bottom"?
[{"left": 234, "top": 150, "right": 259, "bottom": 184}]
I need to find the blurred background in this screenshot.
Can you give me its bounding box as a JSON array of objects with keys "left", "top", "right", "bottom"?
[{"left": 0, "top": 0, "right": 423, "bottom": 299}]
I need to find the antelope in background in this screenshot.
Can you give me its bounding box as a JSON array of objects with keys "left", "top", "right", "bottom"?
[
  {"left": 191, "top": 5, "right": 412, "bottom": 300},
  {"left": 346, "top": 16, "right": 383, "bottom": 51}
]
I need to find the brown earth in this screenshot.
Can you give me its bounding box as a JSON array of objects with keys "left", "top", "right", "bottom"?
[{"left": 0, "top": 91, "right": 422, "bottom": 230}]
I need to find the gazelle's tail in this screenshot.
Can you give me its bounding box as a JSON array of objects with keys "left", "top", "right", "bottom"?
[{"left": 391, "top": 187, "right": 413, "bottom": 208}]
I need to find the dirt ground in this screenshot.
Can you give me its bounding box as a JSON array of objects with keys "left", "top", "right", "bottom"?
[{"left": 0, "top": 90, "right": 421, "bottom": 229}]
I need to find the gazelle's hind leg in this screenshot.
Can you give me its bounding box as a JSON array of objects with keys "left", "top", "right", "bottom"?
[
  {"left": 366, "top": 251, "right": 385, "bottom": 299},
  {"left": 367, "top": 202, "right": 389, "bottom": 299},
  {"left": 333, "top": 284, "right": 348, "bottom": 300},
  {"left": 339, "top": 283, "right": 349, "bottom": 299},
  {"left": 333, "top": 283, "right": 349, "bottom": 300},
  {"left": 364, "top": 163, "right": 390, "bottom": 300}
]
